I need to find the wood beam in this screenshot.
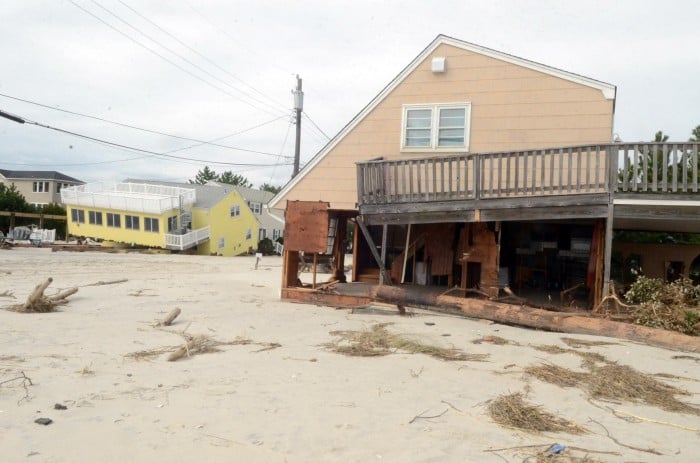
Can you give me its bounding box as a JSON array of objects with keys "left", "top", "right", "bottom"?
[{"left": 355, "top": 216, "right": 392, "bottom": 285}]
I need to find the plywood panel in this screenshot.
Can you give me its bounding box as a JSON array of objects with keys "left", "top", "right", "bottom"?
[{"left": 283, "top": 201, "right": 329, "bottom": 253}]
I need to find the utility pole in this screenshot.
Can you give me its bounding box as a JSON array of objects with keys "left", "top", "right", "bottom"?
[{"left": 292, "top": 75, "right": 303, "bottom": 178}]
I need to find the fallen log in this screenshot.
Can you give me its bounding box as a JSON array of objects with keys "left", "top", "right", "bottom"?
[
  {"left": 159, "top": 308, "right": 181, "bottom": 326},
  {"left": 369, "top": 286, "right": 700, "bottom": 353},
  {"left": 167, "top": 338, "right": 198, "bottom": 362}
]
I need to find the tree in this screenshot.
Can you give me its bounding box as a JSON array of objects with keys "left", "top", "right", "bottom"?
[
  {"left": 690, "top": 125, "right": 700, "bottom": 142},
  {"left": 259, "top": 183, "right": 281, "bottom": 194},
  {"left": 39, "top": 203, "right": 67, "bottom": 239},
  {"left": 217, "top": 171, "right": 252, "bottom": 187},
  {"left": 0, "top": 183, "right": 32, "bottom": 212},
  {"left": 189, "top": 166, "right": 218, "bottom": 184},
  {"left": 0, "top": 183, "right": 33, "bottom": 232}
]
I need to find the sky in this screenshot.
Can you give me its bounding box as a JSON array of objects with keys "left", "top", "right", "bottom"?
[{"left": 0, "top": 0, "right": 698, "bottom": 188}]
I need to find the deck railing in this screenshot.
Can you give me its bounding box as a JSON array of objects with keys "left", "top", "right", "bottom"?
[
  {"left": 164, "top": 226, "right": 210, "bottom": 250},
  {"left": 614, "top": 143, "right": 699, "bottom": 193},
  {"left": 357, "top": 142, "right": 700, "bottom": 206},
  {"left": 61, "top": 182, "right": 196, "bottom": 215}
]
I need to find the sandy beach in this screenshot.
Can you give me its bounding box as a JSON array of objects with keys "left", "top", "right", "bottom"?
[{"left": 1, "top": 248, "right": 699, "bottom": 462}]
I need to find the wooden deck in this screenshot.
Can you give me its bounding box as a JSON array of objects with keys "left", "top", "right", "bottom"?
[{"left": 357, "top": 142, "right": 700, "bottom": 230}]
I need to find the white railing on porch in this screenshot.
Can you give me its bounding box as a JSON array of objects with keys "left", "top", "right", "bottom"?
[
  {"left": 164, "top": 226, "right": 210, "bottom": 250},
  {"left": 274, "top": 241, "right": 284, "bottom": 255},
  {"left": 61, "top": 182, "right": 196, "bottom": 215}
]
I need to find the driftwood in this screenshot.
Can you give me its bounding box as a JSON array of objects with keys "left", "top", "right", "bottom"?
[
  {"left": 6, "top": 278, "right": 79, "bottom": 313},
  {"left": 369, "top": 286, "right": 700, "bottom": 353},
  {"left": 159, "top": 308, "right": 181, "bottom": 326},
  {"left": 167, "top": 338, "right": 199, "bottom": 362}
]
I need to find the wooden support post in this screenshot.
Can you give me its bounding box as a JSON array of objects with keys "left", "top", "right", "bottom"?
[
  {"left": 332, "top": 217, "right": 347, "bottom": 282},
  {"left": 356, "top": 216, "right": 392, "bottom": 285},
  {"left": 312, "top": 253, "right": 318, "bottom": 289},
  {"left": 401, "top": 224, "right": 411, "bottom": 284},
  {"left": 601, "top": 204, "right": 614, "bottom": 301},
  {"left": 379, "top": 224, "right": 388, "bottom": 285}
]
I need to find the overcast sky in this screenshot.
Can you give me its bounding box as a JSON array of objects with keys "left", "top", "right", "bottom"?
[{"left": 1, "top": 0, "right": 698, "bottom": 188}]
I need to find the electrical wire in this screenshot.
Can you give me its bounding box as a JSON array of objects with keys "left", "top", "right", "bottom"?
[
  {"left": 117, "top": 0, "right": 289, "bottom": 113},
  {"left": 68, "top": 0, "right": 283, "bottom": 118},
  {"left": 302, "top": 111, "right": 331, "bottom": 140},
  {"left": 17, "top": 116, "right": 291, "bottom": 167},
  {"left": 0, "top": 92, "right": 290, "bottom": 158},
  {"left": 267, "top": 119, "right": 294, "bottom": 184},
  {"left": 90, "top": 0, "right": 286, "bottom": 116}
]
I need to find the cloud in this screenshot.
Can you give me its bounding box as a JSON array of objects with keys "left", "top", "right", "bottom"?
[{"left": 1, "top": 0, "right": 698, "bottom": 187}]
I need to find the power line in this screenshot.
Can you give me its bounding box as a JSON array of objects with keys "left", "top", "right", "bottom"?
[
  {"left": 302, "top": 111, "right": 331, "bottom": 140},
  {"left": 90, "top": 0, "right": 286, "bottom": 116},
  {"left": 0, "top": 92, "right": 290, "bottom": 158},
  {"left": 182, "top": 0, "right": 294, "bottom": 77},
  {"left": 117, "top": 0, "right": 289, "bottom": 113},
  {"left": 68, "top": 0, "right": 284, "bottom": 118},
  {"left": 13, "top": 115, "right": 292, "bottom": 167},
  {"left": 268, "top": 119, "right": 294, "bottom": 184}
]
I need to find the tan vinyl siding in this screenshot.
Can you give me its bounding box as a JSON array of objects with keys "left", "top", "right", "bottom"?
[{"left": 277, "top": 43, "right": 614, "bottom": 210}]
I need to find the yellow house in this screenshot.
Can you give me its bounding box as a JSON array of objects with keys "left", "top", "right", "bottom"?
[{"left": 61, "top": 181, "right": 258, "bottom": 256}]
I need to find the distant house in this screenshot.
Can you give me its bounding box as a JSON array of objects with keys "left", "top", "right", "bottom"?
[
  {"left": 0, "top": 169, "right": 84, "bottom": 207},
  {"left": 61, "top": 180, "right": 258, "bottom": 256},
  {"left": 207, "top": 182, "right": 285, "bottom": 242}
]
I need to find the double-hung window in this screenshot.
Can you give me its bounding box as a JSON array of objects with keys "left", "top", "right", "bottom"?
[
  {"left": 401, "top": 103, "right": 470, "bottom": 151},
  {"left": 71, "top": 208, "right": 85, "bottom": 224},
  {"left": 88, "top": 211, "right": 103, "bottom": 225},
  {"left": 107, "top": 213, "right": 121, "bottom": 228},
  {"left": 125, "top": 215, "right": 140, "bottom": 230},
  {"left": 144, "top": 217, "right": 159, "bottom": 233}
]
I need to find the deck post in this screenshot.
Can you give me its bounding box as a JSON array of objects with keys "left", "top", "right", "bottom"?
[
  {"left": 356, "top": 216, "right": 392, "bottom": 285},
  {"left": 379, "top": 224, "right": 388, "bottom": 285},
  {"left": 602, "top": 145, "right": 615, "bottom": 301}
]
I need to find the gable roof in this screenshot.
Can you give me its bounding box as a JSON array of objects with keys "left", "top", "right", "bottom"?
[
  {"left": 269, "top": 34, "right": 616, "bottom": 210},
  {"left": 0, "top": 168, "right": 83, "bottom": 183}
]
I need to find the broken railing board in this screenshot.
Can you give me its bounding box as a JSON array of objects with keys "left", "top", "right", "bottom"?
[{"left": 369, "top": 286, "right": 700, "bottom": 353}]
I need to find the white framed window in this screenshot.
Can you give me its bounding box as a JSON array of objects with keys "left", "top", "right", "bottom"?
[
  {"left": 71, "top": 208, "right": 85, "bottom": 223},
  {"left": 230, "top": 205, "right": 240, "bottom": 217},
  {"left": 401, "top": 103, "right": 471, "bottom": 152},
  {"left": 248, "top": 201, "right": 261, "bottom": 214},
  {"left": 107, "top": 213, "right": 121, "bottom": 228},
  {"left": 245, "top": 228, "right": 252, "bottom": 240},
  {"left": 218, "top": 237, "right": 225, "bottom": 249},
  {"left": 88, "top": 211, "right": 103, "bottom": 225},
  {"left": 144, "top": 217, "right": 159, "bottom": 233},
  {"left": 272, "top": 229, "right": 281, "bottom": 240},
  {"left": 125, "top": 215, "right": 140, "bottom": 230},
  {"left": 33, "top": 181, "right": 50, "bottom": 193},
  {"left": 258, "top": 228, "right": 266, "bottom": 241}
]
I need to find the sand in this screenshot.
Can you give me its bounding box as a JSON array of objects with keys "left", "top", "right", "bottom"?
[{"left": 0, "top": 248, "right": 699, "bottom": 462}]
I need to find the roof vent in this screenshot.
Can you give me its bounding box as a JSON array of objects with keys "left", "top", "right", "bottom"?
[{"left": 431, "top": 56, "right": 446, "bottom": 73}]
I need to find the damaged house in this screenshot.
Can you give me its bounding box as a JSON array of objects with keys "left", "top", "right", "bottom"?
[{"left": 270, "top": 34, "right": 700, "bottom": 309}]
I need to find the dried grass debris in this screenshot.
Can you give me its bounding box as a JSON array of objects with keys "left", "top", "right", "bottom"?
[
  {"left": 326, "top": 324, "right": 488, "bottom": 362},
  {"left": 126, "top": 334, "right": 280, "bottom": 362},
  {"left": 487, "top": 393, "right": 586, "bottom": 434},
  {"left": 525, "top": 361, "right": 700, "bottom": 416},
  {"left": 560, "top": 337, "right": 618, "bottom": 348}
]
